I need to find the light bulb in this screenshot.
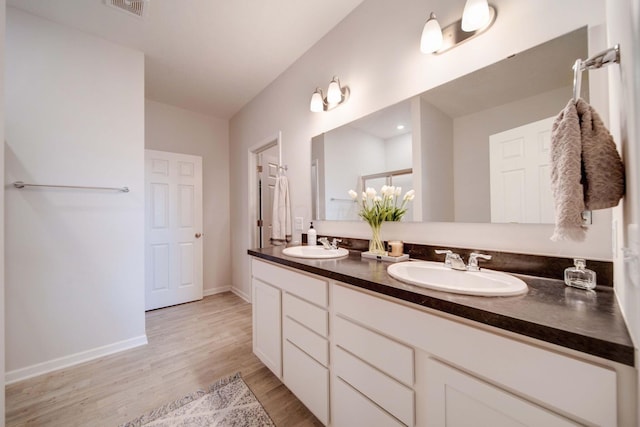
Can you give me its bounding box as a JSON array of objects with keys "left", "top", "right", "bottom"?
[
  {"left": 420, "top": 13, "right": 443, "bottom": 54},
  {"left": 327, "top": 78, "right": 342, "bottom": 105},
  {"left": 461, "top": 0, "right": 490, "bottom": 32},
  {"left": 310, "top": 89, "right": 324, "bottom": 112}
]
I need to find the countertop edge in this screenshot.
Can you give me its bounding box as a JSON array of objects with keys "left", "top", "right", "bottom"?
[{"left": 248, "top": 249, "right": 635, "bottom": 367}]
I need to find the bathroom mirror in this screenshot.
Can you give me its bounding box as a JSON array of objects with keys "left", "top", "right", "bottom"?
[{"left": 311, "top": 27, "right": 589, "bottom": 223}]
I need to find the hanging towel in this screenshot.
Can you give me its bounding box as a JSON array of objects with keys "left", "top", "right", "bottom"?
[
  {"left": 272, "top": 175, "right": 292, "bottom": 243},
  {"left": 577, "top": 98, "right": 625, "bottom": 209},
  {"left": 550, "top": 99, "right": 625, "bottom": 241}
]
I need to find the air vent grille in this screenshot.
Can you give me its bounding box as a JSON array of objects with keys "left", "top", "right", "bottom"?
[{"left": 104, "top": 0, "right": 148, "bottom": 19}]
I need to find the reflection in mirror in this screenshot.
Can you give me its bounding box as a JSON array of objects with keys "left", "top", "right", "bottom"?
[{"left": 311, "top": 27, "right": 589, "bottom": 224}]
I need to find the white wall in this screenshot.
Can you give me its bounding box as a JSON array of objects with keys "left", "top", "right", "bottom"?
[
  {"left": 5, "top": 8, "right": 146, "bottom": 382},
  {"left": 145, "top": 99, "right": 231, "bottom": 295},
  {"left": 229, "top": 0, "right": 610, "bottom": 300},
  {"left": 0, "top": 0, "right": 6, "bottom": 420},
  {"left": 606, "top": 0, "right": 640, "bottom": 365},
  {"left": 419, "top": 98, "right": 454, "bottom": 221},
  {"left": 384, "top": 133, "right": 412, "bottom": 171},
  {"left": 324, "top": 125, "right": 385, "bottom": 220}
]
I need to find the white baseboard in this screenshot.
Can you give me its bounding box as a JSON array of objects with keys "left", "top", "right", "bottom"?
[
  {"left": 5, "top": 335, "right": 148, "bottom": 385},
  {"left": 203, "top": 286, "right": 231, "bottom": 297},
  {"left": 231, "top": 286, "right": 251, "bottom": 303}
]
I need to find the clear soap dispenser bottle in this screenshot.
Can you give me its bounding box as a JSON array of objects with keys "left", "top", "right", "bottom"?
[
  {"left": 307, "top": 222, "right": 317, "bottom": 246},
  {"left": 564, "top": 258, "right": 596, "bottom": 290}
]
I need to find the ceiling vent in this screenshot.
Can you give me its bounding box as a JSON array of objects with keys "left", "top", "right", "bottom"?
[{"left": 104, "top": 0, "right": 149, "bottom": 19}]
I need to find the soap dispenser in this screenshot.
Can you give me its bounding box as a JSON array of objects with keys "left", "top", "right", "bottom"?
[
  {"left": 564, "top": 258, "right": 596, "bottom": 290},
  {"left": 307, "top": 222, "right": 317, "bottom": 246}
]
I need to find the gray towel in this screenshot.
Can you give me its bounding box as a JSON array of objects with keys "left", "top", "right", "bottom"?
[
  {"left": 578, "top": 99, "right": 625, "bottom": 209},
  {"left": 550, "top": 99, "right": 624, "bottom": 241}
]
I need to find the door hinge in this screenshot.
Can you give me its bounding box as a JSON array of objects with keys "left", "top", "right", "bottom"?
[
  {"left": 257, "top": 165, "right": 263, "bottom": 173},
  {"left": 257, "top": 219, "right": 264, "bottom": 227}
]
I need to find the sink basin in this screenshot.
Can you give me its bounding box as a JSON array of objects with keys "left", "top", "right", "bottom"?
[
  {"left": 387, "top": 261, "right": 528, "bottom": 296},
  {"left": 282, "top": 246, "right": 349, "bottom": 259}
]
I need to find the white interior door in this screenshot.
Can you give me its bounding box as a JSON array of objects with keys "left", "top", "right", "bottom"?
[
  {"left": 258, "top": 150, "right": 279, "bottom": 248},
  {"left": 489, "top": 117, "right": 555, "bottom": 224},
  {"left": 145, "top": 150, "right": 203, "bottom": 310}
]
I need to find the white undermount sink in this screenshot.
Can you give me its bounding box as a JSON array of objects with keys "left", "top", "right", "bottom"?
[
  {"left": 282, "top": 245, "right": 349, "bottom": 259},
  {"left": 387, "top": 261, "right": 528, "bottom": 297}
]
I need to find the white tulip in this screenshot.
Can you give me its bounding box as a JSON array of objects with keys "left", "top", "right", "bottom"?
[
  {"left": 374, "top": 196, "right": 382, "bottom": 202},
  {"left": 366, "top": 187, "right": 377, "bottom": 198},
  {"left": 348, "top": 189, "right": 358, "bottom": 199},
  {"left": 403, "top": 189, "right": 415, "bottom": 201},
  {"left": 385, "top": 186, "right": 396, "bottom": 198},
  {"left": 394, "top": 186, "right": 402, "bottom": 196}
]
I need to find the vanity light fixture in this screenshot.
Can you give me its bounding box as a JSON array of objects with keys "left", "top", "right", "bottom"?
[
  {"left": 461, "top": 0, "right": 491, "bottom": 32},
  {"left": 421, "top": 1, "right": 496, "bottom": 54},
  {"left": 420, "top": 12, "right": 444, "bottom": 54},
  {"left": 310, "top": 76, "right": 350, "bottom": 112}
]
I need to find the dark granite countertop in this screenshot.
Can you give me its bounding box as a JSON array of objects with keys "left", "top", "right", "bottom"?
[{"left": 248, "top": 246, "right": 635, "bottom": 367}]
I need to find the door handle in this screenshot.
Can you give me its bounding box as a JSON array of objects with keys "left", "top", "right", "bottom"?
[{"left": 195, "top": 233, "right": 202, "bottom": 238}]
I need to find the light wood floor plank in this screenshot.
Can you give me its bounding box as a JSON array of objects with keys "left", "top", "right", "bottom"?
[{"left": 6, "top": 292, "right": 322, "bottom": 426}]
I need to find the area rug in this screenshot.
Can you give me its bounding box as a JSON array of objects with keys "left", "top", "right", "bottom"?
[{"left": 120, "top": 372, "right": 275, "bottom": 427}]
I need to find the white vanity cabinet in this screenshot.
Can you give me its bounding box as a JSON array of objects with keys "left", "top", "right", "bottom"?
[
  {"left": 251, "top": 258, "right": 633, "bottom": 427},
  {"left": 251, "top": 259, "right": 330, "bottom": 425},
  {"left": 334, "top": 284, "right": 620, "bottom": 427}
]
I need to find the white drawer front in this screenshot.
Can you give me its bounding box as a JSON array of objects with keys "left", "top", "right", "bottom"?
[
  {"left": 284, "top": 316, "right": 329, "bottom": 366},
  {"left": 335, "top": 315, "right": 413, "bottom": 386},
  {"left": 283, "top": 340, "right": 329, "bottom": 425},
  {"left": 283, "top": 293, "right": 328, "bottom": 337},
  {"left": 334, "top": 347, "right": 414, "bottom": 426},
  {"left": 333, "top": 377, "right": 405, "bottom": 427},
  {"left": 252, "top": 259, "right": 328, "bottom": 306}
]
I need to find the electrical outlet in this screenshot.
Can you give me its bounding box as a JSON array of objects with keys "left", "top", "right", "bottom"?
[{"left": 294, "top": 217, "right": 304, "bottom": 231}]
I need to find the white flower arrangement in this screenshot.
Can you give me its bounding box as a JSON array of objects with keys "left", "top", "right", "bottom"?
[{"left": 348, "top": 185, "right": 415, "bottom": 227}]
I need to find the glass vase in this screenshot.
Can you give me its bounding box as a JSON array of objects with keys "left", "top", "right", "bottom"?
[{"left": 368, "top": 222, "right": 387, "bottom": 255}]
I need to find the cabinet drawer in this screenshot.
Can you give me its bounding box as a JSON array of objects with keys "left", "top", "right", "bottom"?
[
  {"left": 333, "top": 377, "right": 405, "bottom": 427},
  {"left": 335, "top": 315, "right": 413, "bottom": 386},
  {"left": 283, "top": 340, "right": 329, "bottom": 425},
  {"left": 283, "top": 293, "right": 328, "bottom": 337},
  {"left": 284, "top": 316, "right": 329, "bottom": 366},
  {"left": 334, "top": 347, "right": 414, "bottom": 426},
  {"left": 252, "top": 259, "right": 328, "bottom": 306}
]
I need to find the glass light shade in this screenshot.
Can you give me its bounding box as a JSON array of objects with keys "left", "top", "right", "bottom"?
[
  {"left": 420, "top": 13, "right": 443, "bottom": 54},
  {"left": 326, "top": 79, "right": 342, "bottom": 105},
  {"left": 310, "top": 90, "right": 324, "bottom": 112},
  {"left": 461, "top": 0, "right": 490, "bottom": 32}
]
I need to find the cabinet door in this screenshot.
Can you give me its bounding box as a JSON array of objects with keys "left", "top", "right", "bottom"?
[
  {"left": 252, "top": 278, "right": 282, "bottom": 378},
  {"left": 425, "top": 359, "right": 579, "bottom": 427}
]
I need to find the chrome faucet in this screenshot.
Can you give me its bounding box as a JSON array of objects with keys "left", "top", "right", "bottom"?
[
  {"left": 435, "top": 249, "right": 467, "bottom": 271},
  {"left": 467, "top": 252, "right": 492, "bottom": 271},
  {"left": 318, "top": 237, "right": 342, "bottom": 250}
]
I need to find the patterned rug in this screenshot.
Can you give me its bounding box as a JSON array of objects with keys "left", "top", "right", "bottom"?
[{"left": 120, "top": 373, "right": 275, "bottom": 427}]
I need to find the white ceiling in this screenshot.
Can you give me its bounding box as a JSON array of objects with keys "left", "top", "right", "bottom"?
[{"left": 7, "top": 0, "right": 365, "bottom": 119}]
